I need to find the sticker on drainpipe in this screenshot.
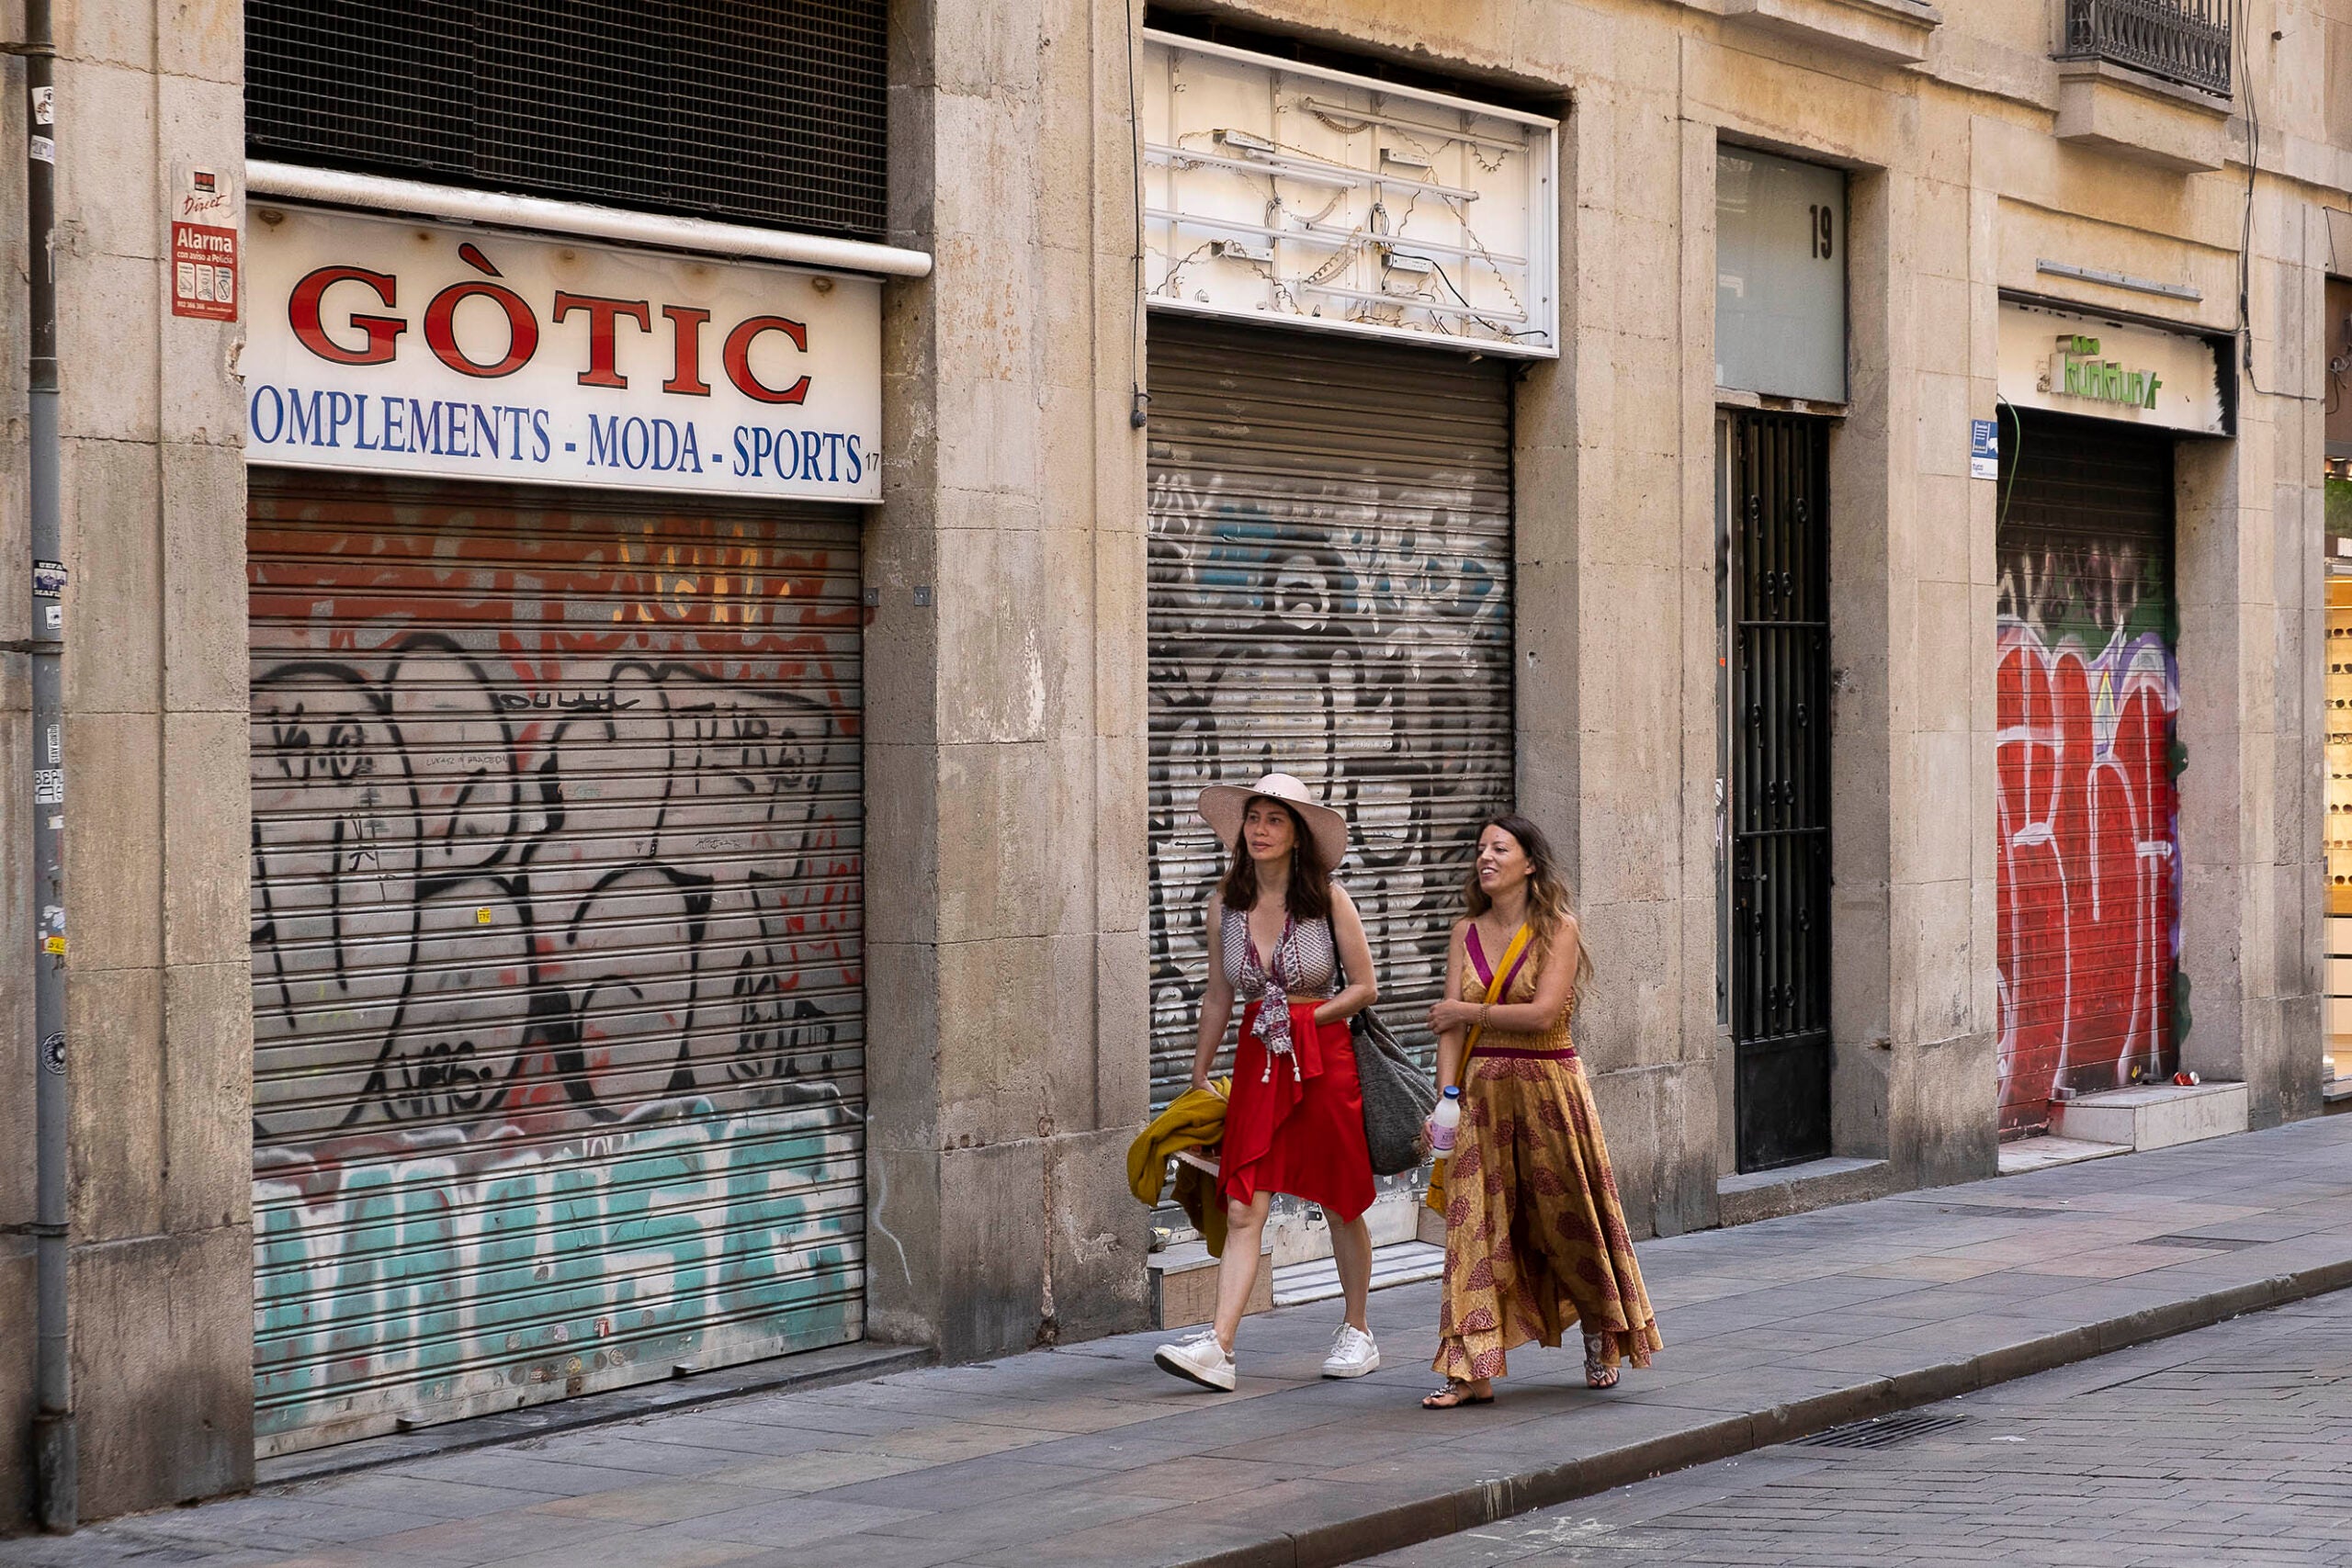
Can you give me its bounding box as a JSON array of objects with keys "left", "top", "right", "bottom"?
[{"left": 40, "top": 1032, "right": 62, "bottom": 1073}]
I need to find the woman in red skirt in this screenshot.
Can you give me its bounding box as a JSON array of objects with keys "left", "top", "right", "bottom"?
[{"left": 1154, "top": 772, "right": 1381, "bottom": 1392}]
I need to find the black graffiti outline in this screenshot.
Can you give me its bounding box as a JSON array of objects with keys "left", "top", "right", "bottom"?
[
  {"left": 1142, "top": 476, "right": 1513, "bottom": 1097},
  {"left": 252, "top": 632, "right": 854, "bottom": 1145}
]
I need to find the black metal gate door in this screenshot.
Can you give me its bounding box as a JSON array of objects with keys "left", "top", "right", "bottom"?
[{"left": 1728, "top": 412, "right": 1833, "bottom": 1172}]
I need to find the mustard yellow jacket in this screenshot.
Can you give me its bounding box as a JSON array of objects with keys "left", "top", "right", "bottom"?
[{"left": 1127, "top": 1077, "right": 1231, "bottom": 1257}]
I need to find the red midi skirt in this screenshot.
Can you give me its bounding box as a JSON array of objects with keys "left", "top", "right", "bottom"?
[{"left": 1217, "top": 999, "right": 1376, "bottom": 1223}]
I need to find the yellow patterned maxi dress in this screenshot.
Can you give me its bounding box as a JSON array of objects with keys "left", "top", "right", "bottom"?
[{"left": 1432, "top": 931, "right": 1663, "bottom": 1381}]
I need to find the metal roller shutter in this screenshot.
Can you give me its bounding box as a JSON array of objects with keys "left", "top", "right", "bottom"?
[
  {"left": 1995, "top": 413, "right": 2180, "bottom": 1135},
  {"left": 247, "top": 473, "right": 865, "bottom": 1453},
  {"left": 1146, "top": 316, "right": 1514, "bottom": 1117}
]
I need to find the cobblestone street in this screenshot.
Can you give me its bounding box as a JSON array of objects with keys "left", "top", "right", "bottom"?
[{"left": 1365, "top": 1279, "right": 2352, "bottom": 1567}]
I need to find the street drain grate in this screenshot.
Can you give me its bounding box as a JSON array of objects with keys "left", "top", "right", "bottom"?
[
  {"left": 2140, "top": 1233, "right": 2264, "bottom": 1251},
  {"left": 1792, "top": 1412, "right": 1967, "bottom": 1450},
  {"left": 1928, "top": 1203, "right": 2080, "bottom": 1221}
]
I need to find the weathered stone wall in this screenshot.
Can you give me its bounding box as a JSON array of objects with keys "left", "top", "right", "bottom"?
[
  {"left": 2, "top": 0, "right": 254, "bottom": 1531},
  {"left": 5, "top": 0, "right": 2349, "bottom": 1530},
  {"left": 1159, "top": 0, "right": 2348, "bottom": 1217},
  {"left": 866, "top": 0, "right": 1153, "bottom": 1360}
]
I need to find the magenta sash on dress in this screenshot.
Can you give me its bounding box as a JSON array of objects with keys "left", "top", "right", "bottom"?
[
  {"left": 1466, "top": 924, "right": 1576, "bottom": 1061},
  {"left": 1466, "top": 923, "right": 1533, "bottom": 1002}
]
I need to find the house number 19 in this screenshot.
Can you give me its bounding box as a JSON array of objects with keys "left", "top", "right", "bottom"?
[{"left": 1807, "top": 203, "right": 1835, "bottom": 260}]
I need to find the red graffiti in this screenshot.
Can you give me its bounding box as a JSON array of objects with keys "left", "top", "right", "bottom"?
[{"left": 1995, "top": 627, "right": 2179, "bottom": 1134}]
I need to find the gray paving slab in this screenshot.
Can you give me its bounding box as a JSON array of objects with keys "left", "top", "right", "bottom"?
[
  {"left": 12, "top": 1114, "right": 2352, "bottom": 1568},
  {"left": 723, "top": 1537, "right": 978, "bottom": 1568},
  {"left": 1363, "top": 1286, "right": 2352, "bottom": 1566}
]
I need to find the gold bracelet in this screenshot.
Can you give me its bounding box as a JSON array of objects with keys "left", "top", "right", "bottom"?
[{"left": 1478, "top": 1003, "right": 1490, "bottom": 1029}]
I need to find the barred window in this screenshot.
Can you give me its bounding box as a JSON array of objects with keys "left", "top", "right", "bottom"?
[{"left": 246, "top": 1, "right": 888, "bottom": 241}]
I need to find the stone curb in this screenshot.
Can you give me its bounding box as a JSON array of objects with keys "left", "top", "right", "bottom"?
[{"left": 1169, "top": 1256, "right": 2352, "bottom": 1568}]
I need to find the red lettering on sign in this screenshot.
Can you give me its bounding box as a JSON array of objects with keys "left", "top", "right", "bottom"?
[
  {"left": 289, "top": 265, "right": 403, "bottom": 365},
  {"left": 424, "top": 279, "right": 540, "bottom": 378},
  {"left": 722, "top": 315, "right": 810, "bottom": 405},
  {"left": 662, "top": 306, "right": 712, "bottom": 397},
  {"left": 552, "top": 293, "right": 651, "bottom": 389}
]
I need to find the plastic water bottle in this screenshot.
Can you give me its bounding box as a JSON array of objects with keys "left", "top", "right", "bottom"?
[{"left": 1428, "top": 1086, "right": 1463, "bottom": 1154}]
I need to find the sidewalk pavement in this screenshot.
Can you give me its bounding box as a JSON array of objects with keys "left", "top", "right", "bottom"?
[{"left": 12, "top": 1113, "right": 2352, "bottom": 1568}]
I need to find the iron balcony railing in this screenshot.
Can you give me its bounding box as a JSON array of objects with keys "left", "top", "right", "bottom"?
[{"left": 2061, "top": 0, "right": 2233, "bottom": 97}]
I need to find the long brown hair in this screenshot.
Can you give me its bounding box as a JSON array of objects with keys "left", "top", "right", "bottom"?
[
  {"left": 1463, "top": 813, "right": 1593, "bottom": 1008},
  {"left": 1218, "top": 797, "right": 1333, "bottom": 921}
]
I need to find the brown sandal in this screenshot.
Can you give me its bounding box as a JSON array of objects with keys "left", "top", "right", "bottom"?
[
  {"left": 1421, "top": 1381, "right": 1494, "bottom": 1409},
  {"left": 1583, "top": 1333, "right": 1620, "bottom": 1390}
]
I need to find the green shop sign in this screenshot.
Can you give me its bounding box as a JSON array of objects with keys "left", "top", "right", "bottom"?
[{"left": 2046, "top": 334, "right": 2161, "bottom": 411}]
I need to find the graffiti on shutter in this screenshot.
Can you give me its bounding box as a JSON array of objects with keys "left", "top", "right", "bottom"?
[
  {"left": 1144, "top": 320, "right": 1513, "bottom": 1111},
  {"left": 248, "top": 479, "right": 865, "bottom": 1450},
  {"left": 1995, "top": 421, "right": 2180, "bottom": 1134}
]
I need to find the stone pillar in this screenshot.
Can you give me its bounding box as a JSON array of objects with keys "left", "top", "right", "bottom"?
[
  {"left": 868, "top": 0, "right": 1151, "bottom": 1361},
  {"left": 2174, "top": 191, "right": 2325, "bottom": 1125},
  {"left": 1879, "top": 126, "right": 2000, "bottom": 1188},
  {"left": 2275, "top": 209, "right": 2329, "bottom": 1118},
  {"left": 1825, "top": 163, "right": 1901, "bottom": 1170},
  {"left": 1546, "top": 60, "right": 1718, "bottom": 1240},
  {"left": 26, "top": 0, "right": 254, "bottom": 1523}
]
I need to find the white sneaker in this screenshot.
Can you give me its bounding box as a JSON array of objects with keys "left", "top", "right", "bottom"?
[
  {"left": 1154, "top": 1328, "right": 1237, "bottom": 1391},
  {"left": 1321, "top": 1323, "right": 1380, "bottom": 1379}
]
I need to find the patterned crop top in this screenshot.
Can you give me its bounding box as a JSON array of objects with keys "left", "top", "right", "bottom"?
[{"left": 1219, "top": 905, "right": 1339, "bottom": 1080}]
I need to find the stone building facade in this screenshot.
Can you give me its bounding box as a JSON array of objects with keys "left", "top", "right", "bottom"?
[{"left": 5, "top": 0, "right": 2351, "bottom": 1531}]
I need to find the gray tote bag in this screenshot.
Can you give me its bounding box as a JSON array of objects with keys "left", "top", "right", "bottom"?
[{"left": 1338, "top": 953, "right": 1437, "bottom": 1177}]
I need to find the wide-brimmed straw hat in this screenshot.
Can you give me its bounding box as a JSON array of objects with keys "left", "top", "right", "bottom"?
[{"left": 1196, "top": 772, "right": 1349, "bottom": 868}]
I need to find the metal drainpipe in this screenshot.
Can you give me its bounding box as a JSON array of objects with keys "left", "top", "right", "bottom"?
[{"left": 20, "top": 0, "right": 74, "bottom": 1534}]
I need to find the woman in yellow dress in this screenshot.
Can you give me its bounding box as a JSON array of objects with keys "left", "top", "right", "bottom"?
[{"left": 1420, "top": 813, "right": 1662, "bottom": 1408}]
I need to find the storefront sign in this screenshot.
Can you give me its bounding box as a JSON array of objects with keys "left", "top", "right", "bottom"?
[
  {"left": 1717, "top": 149, "right": 1847, "bottom": 404},
  {"left": 171, "top": 164, "right": 240, "bottom": 321},
  {"left": 1996, "top": 300, "right": 2228, "bottom": 436},
  {"left": 1140, "top": 30, "right": 1558, "bottom": 358},
  {"left": 243, "top": 207, "right": 883, "bottom": 502},
  {"left": 1971, "top": 417, "right": 1998, "bottom": 479}
]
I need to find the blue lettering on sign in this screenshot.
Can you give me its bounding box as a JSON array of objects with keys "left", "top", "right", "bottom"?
[
  {"left": 247, "top": 385, "right": 555, "bottom": 468},
  {"left": 245, "top": 388, "right": 866, "bottom": 491},
  {"left": 406, "top": 398, "right": 446, "bottom": 456},
  {"left": 585, "top": 414, "right": 707, "bottom": 475},
  {"left": 251, "top": 385, "right": 285, "bottom": 445},
  {"left": 730, "top": 426, "right": 862, "bottom": 484},
  {"left": 287, "top": 389, "right": 324, "bottom": 446}
]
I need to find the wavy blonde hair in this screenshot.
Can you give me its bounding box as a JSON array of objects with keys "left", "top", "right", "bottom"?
[{"left": 1462, "top": 813, "right": 1594, "bottom": 1010}]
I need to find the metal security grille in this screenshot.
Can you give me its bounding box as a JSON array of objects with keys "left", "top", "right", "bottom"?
[
  {"left": 1728, "top": 412, "right": 1832, "bottom": 1174},
  {"left": 247, "top": 474, "right": 865, "bottom": 1453},
  {"left": 1996, "top": 413, "right": 2179, "bottom": 1135},
  {"left": 246, "top": 1, "right": 888, "bottom": 241},
  {"left": 1145, "top": 317, "right": 1514, "bottom": 1114}
]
